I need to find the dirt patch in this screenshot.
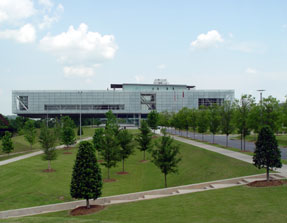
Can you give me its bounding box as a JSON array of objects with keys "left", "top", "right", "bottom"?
[
  {"left": 63, "top": 151, "right": 72, "bottom": 154},
  {"left": 117, "top": 171, "right": 129, "bottom": 175},
  {"left": 152, "top": 135, "right": 158, "bottom": 138},
  {"left": 70, "top": 205, "right": 105, "bottom": 216},
  {"left": 103, "top": 178, "right": 117, "bottom": 183},
  {"left": 42, "top": 169, "right": 56, "bottom": 173},
  {"left": 97, "top": 160, "right": 104, "bottom": 163},
  {"left": 139, "top": 160, "right": 149, "bottom": 163},
  {"left": 247, "top": 180, "right": 287, "bottom": 187}
]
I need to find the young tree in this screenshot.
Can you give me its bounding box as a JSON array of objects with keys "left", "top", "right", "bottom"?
[
  {"left": 197, "top": 107, "right": 209, "bottom": 141},
  {"left": 61, "top": 116, "right": 75, "bottom": 129},
  {"left": 1, "top": 131, "right": 14, "bottom": 155},
  {"left": 208, "top": 104, "right": 221, "bottom": 144},
  {"left": 253, "top": 126, "right": 282, "bottom": 181},
  {"left": 220, "top": 101, "right": 235, "bottom": 147},
  {"left": 61, "top": 127, "right": 76, "bottom": 149},
  {"left": 248, "top": 104, "right": 261, "bottom": 140},
  {"left": 158, "top": 111, "right": 172, "bottom": 128},
  {"left": 105, "top": 110, "right": 119, "bottom": 135},
  {"left": 39, "top": 124, "right": 57, "bottom": 171},
  {"left": 117, "top": 129, "right": 134, "bottom": 173},
  {"left": 100, "top": 127, "right": 121, "bottom": 179},
  {"left": 23, "top": 119, "right": 37, "bottom": 150},
  {"left": 261, "top": 96, "right": 281, "bottom": 133},
  {"left": 93, "top": 128, "right": 104, "bottom": 157},
  {"left": 147, "top": 110, "right": 159, "bottom": 132},
  {"left": 151, "top": 129, "right": 181, "bottom": 187},
  {"left": 187, "top": 108, "right": 198, "bottom": 139},
  {"left": 177, "top": 107, "right": 190, "bottom": 137},
  {"left": 70, "top": 141, "right": 102, "bottom": 209},
  {"left": 136, "top": 120, "right": 153, "bottom": 161}
]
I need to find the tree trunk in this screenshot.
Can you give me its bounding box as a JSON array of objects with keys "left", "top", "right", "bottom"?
[
  {"left": 164, "top": 173, "right": 167, "bottom": 188},
  {"left": 243, "top": 135, "right": 246, "bottom": 151},
  {"left": 86, "top": 198, "right": 90, "bottom": 209},
  {"left": 226, "top": 134, "right": 229, "bottom": 147},
  {"left": 48, "top": 160, "right": 51, "bottom": 171},
  {"left": 266, "top": 166, "right": 270, "bottom": 182},
  {"left": 143, "top": 150, "right": 146, "bottom": 161},
  {"left": 122, "top": 158, "right": 125, "bottom": 172},
  {"left": 213, "top": 134, "right": 215, "bottom": 144}
]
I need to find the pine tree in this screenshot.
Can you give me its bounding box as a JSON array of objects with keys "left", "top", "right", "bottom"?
[
  {"left": 118, "top": 129, "right": 134, "bottom": 172},
  {"left": 1, "top": 131, "right": 14, "bottom": 155},
  {"left": 151, "top": 129, "right": 181, "bottom": 187},
  {"left": 253, "top": 126, "right": 282, "bottom": 181},
  {"left": 136, "top": 120, "right": 153, "bottom": 161},
  {"left": 71, "top": 141, "right": 102, "bottom": 209}
]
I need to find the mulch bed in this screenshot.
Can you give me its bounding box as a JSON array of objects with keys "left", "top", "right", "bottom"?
[
  {"left": 70, "top": 205, "right": 105, "bottom": 216},
  {"left": 247, "top": 180, "right": 287, "bottom": 187},
  {"left": 103, "top": 178, "right": 117, "bottom": 183},
  {"left": 97, "top": 160, "right": 104, "bottom": 163},
  {"left": 152, "top": 135, "right": 158, "bottom": 138},
  {"left": 139, "top": 160, "right": 149, "bottom": 163},
  {"left": 117, "top": 171, "right": 129, "bottom": 175},
  {"left": 63, "top": 151, "right": 72, "bottom": 154},
  {"left": 42, "top": 169, "right": 56, "bottom": 173}
]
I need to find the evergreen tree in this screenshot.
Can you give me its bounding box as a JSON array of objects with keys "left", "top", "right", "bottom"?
[
  {"left": 151, "top": 129, "right": 181, "bottom": 187},
  {"left": 118, "top": 129, "right": 134, "bottom": 172},
  {"left": 71, "top": 141, "right": 102, "bottom": 209},
  {"left": 39, "top": 124, "right": 57, "bottom": 171},
  {"left": 208, "top": 104, "right": 221, "bottom": 144},
  {"left": 253, "top": 126, "right": 282, "bottom": 181},
  {"left": 1, "top": 131, "right": 14, "bottom": 155},
  {"left": 136, "top": 120, "right": 153, "bottom": 161},
  {"left": 147, "top": 110, "right": 159, "bottom": 132},
  {"left": 23, "top": 119, "right": 37, "bottom": 150}
]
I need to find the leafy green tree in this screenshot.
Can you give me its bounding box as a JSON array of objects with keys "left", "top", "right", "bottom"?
[
  {"left": 105, "top": 110, "right": 119, "bottom": 135},
  {"left": 208, "top": 104, "right": 221, "bottom": 144},
  {"left": 61, "top": 116, "right": 75, "bottom": 129},
  {"left": 93, "top": 128, "right": 105, "bottom": 157},
  {"left": 39, "top": 124, "right": 57, "bottom": 171},
  {"left": 1, "top": 131, "right": 14, "bottom": 155},
  {"left": 177, "top": 107, "right": 190, "bottom": 137},
  {"left": 136, "top": 120, "right": 153, "bottom": 161},
  {"left": 197, "top": 107, "right": 209, "bottom": 141},
  {"left": 70, "top": 141, "right": 102, "bottom": 209},
  {"left": 118, "top": 129, "right": 134, "bottom": 173},
  {"left": 23, "top": 119, "right": 37, "bottom": 150},
  {"left": 220, "top": 101, "right": 235, "bottom": 147},
  {"left": 248, "top": 104, "right": 261, "bottom": 140},
  {"left": 253, "top": 126, "right": 282, "bottom": 181},
  {"left": 234, "top": 95, "right": 255, "bottom": 151},
  {"left": 61, "top": 127, "right": 76, "bottom": 148},
  {"left": 261, "top": 96, "right": 281, "bottom": 133},
  {"left": 158, "top": 111, "right": 172, "bottom": 128},
  {"left": 100, "top": 127, "right": 121, "bottom": 179},
  {"left": 53, "top": 117, "right": 62, "bottom": 143},
  {"left": 147, "top": 110, "right": 159, "bottom": 132},
  {"left": 187, "top": 108, "right": 198, "bottom": 139},
  {"left": 151, "top": 129, "right": 181, "bottom": 187}
]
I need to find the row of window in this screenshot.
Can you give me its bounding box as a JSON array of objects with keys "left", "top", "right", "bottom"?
[
  {"left": 198, "top": 98, "right": 224, "bottom": 107},
  {"left": 44, "top": 104, "right": 125, "bottom": 111}
]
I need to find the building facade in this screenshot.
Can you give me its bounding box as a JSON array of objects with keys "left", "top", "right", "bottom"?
[{"left": 12, "top": 79, "right": 234, "bottom": 124}]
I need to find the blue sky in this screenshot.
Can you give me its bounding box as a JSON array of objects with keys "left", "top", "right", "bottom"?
[{"left": 0, "top": 0, "right": 287, "bottom": 115}]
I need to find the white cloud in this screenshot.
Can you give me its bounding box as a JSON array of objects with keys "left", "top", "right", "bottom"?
[
  {"left": 0, "top": 24, "right": 36, "bottom": 43},
  {"left": 134, "top": 75, "right": 144, "bottom": 83},
  {"left": 0, "top": 0, "right": 35, "bottom": 23},
  {"left": 38, "top": 15, "right": 58, "bottom": 29},
  {"left": 63, "top": 65, "right": 95, "bottom": 78},
  {"left": 190, "top": 30, "right": 223, "bottom": 49},
  {"left": 39, "top": 23, "right": 118, "bottom": 63},
  {"left": 245, "top": 68, "right": 257, "bottom": 74},
  {"left": 38, "top": 0, "right": 53, "bottom": 10},
  {"left": 157, "top": 64, "right": 166, "bottom": 69}
]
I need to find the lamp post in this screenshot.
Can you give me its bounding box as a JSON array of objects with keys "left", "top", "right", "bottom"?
[{"left": 78, "top": 91, "right": 83, "bottom": 140}]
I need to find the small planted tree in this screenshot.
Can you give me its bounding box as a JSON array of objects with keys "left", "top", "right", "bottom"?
[
  {"left": 147, "top": 110, "right": 159, "bottom": 132},
  {"left": 117, "top": 129, "right": 134, "bottom": 173},
  {"left": 23, "top": 119, "right": 37, "bottom": 150},
  {"left": 136, "top": 120, "right": 153, "bottom": 161},
  {"left": 61, "top": 127, "right": 76, "bottom": 149},
  {"left": 93, "top": 128, "right": 104, "bottom": 158},
  {"left": 187, "top": 108, "right": 198, "bottom": 139},
  {"left": 100, "top": 128, "right": 121, "bottom": 179},
  {"left": 71, "top": 141, "right": 102, "bottom": 209},
  {"left": 1, "top": 131, "right": 14, "bottom": 155},
  {"left": 197, "top": 107, "right": 209, "bottom": 141},
  {"left": 208, "top": 104, "right": 221, "bottom": 144},
  {"left": 39, "top": 124, "right": 57, "bottom": 171},
  {"left": 151, "top": 129, "right": 181, "bottom": 187},
  {"left": 220, "top": 101, "right": 235, "bottom": 147},
  {"left": 253, "top": 126, "right": 282, "bottom": 181}
]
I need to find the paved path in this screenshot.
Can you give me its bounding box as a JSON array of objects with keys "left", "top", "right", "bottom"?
[
  {"left": 0, "top": 137, "right": 92, "bottom": 167},
  {"left": 0, "top": 173, "right": 284, "bottom": 219},
  {"left": 166, "top": 129, "right": 287, "bottom": 160},
  {"left": 0, "top": 150, "right": 36, "bottom": 158}
]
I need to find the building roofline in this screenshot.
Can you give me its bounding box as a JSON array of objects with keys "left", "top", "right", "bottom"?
[{"left": 111, "top": 83, "right": 196, "bottom": 89}]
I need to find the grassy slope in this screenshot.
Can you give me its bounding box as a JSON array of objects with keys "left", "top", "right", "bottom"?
[
  {"left": 6, "top": 184, "right": 287, "bottom": 223},
  {"left": 0, "top": 139, "right": 263, "bottom": 211}
]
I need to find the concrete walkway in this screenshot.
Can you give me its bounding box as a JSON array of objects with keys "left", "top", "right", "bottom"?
[
  {"left": 170, "top": 134, "right": 287, "bottom": 176},
  {"left": 0, "top": 137, "right": 92, "bottom": 167},
  {"left": 0, "top": 173, "right": 284, "bottom": 219}
]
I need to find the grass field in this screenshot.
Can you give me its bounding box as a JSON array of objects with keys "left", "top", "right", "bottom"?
[
  {"left": 4, "top": 184, "right": 287, "bottom": 223},
  {"left": 0, "top": 138, "right": 264, "bottom": 211}
]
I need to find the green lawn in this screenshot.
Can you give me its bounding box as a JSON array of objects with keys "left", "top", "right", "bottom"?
[
  {"left": 0, "top": 138, "right": 264, "bottom": 211},
  {"left": 5, "top": 184, "right": 287, "bottom": 223},
  {"left": 231, "top": 134, "right": 287, "bottom": 148}
]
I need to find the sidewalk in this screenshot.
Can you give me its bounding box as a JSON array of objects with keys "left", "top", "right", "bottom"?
[{"left": 0, "top": 137, "right": 92, "bottom": 167}]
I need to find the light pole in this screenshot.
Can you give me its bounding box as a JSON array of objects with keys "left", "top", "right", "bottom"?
[{"left": 78, "top": 91, "right": 83, "bottom": 140}]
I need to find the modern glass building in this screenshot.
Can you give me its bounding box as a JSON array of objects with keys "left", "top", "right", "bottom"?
[{"left": 12, "top": 79, "right": 234, "bottom": 124}]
